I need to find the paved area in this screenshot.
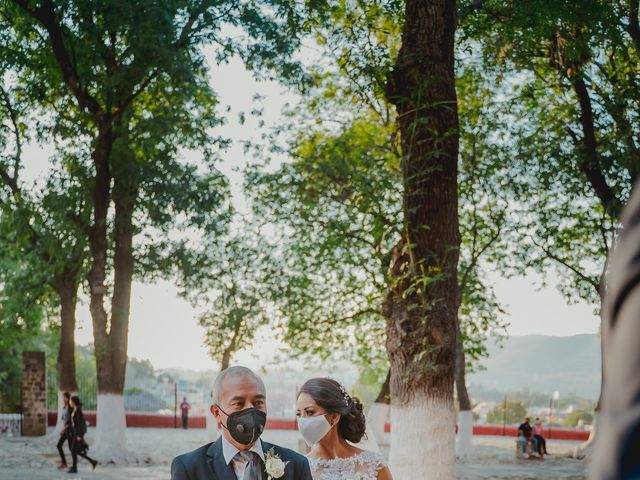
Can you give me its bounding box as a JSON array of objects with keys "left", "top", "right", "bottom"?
[{"left": 0, "top": 428, "right": 587, "bottom": 479}]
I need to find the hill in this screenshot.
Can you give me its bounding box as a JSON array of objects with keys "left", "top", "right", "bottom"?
[{"left": 468, "top": 334, "right": 601, "bottom": 400}]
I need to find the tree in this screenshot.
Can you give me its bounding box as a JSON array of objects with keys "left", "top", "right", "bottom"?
[
  {"left": 564, "top": 409, "right": 594, "bottom": 428},
  {"left": 486, "top": 400, "right": 528, "bottom": 425},
  {"left": 0, "top": 58, "right": 91, "bottom": 425},
  {"left": 3, "top": 1, "right": 308, "bottom": 458},
  {"left": 382, "top": 1, "right": 460, "bottom": 477},
  {"left": 3, "top": 0, "right": 321, "bottom": 459},
  {"left": 459, "top": 0, "right": 638, "bottom": 457},
  {"left": 180, "top": 229, "right": 272, "bottom": 371},
  {"left": 245, "top": 3, "right": 508, "bottom": 460}
]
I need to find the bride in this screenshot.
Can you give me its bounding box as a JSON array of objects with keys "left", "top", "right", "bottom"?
[{"left": 296, "top": 378, "right": 393, "bottom": 480}]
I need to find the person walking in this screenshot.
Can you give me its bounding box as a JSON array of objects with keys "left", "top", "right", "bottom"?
[
  {"left": 68, "top": 396, "right": 97, "bottom": 474},
  {"left": 180, "top": 397, "right": 191, "bottom": 429},
  {"left": 56, "top": 392, "right": 72, "bottom": 470}
]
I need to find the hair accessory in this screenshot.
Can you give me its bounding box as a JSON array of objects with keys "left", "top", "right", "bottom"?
[
  {"left": 338, "top": 383, "right": 351, "bottom": 406},
  {"left": 324, "top": 377, "right": 352, "bottom": 406}
]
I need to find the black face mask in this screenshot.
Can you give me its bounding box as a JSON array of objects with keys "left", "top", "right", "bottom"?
[{"left": 217, "top": 405, "right": 267, "bottom": 445}]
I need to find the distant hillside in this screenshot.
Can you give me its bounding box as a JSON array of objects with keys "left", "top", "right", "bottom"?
[{"left": 468, "top": 334, "right": 601, "bottom": 400}]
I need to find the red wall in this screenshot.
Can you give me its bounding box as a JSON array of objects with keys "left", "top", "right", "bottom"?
[{"left": 47, "top": 412, "right": 590, "bottom": 440}]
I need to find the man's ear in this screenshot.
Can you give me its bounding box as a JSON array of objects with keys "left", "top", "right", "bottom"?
[{"left": 211, "top": 404, "right": 223, "bottom": 428}]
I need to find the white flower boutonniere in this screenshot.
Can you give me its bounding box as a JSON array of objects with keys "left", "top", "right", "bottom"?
[{"left": 265, "top": 448, "right": 289, "bottom": 480}]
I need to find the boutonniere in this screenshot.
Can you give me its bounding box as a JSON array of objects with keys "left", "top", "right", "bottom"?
[{"left": 265, "top": 448, "right": 289, "bottom": 479}]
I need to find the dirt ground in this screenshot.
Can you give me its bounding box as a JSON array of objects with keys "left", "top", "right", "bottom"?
[{"left": 0, "top": 427, "right": 587, "bottom": 479}]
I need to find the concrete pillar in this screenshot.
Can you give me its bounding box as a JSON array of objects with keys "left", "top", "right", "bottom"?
[{"left": 22, "top": 351, "right": 47, "bottom": 436}]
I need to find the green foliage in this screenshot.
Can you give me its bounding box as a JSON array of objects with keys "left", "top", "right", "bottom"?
[
  {"left": 486, "top": 400, "right": 528, "bottom": 425},
  {"left": 178, "top": 227, "right": 274, "bottom": 368},
  {"left": 350, "top": 366, "right": 388, "bottom": 409},
  {"left": 244, "top": 1, "right": 509, "bottom": 382},
  {"left": 563, "top": 409, "right": 594, "bottom": 427},
  {"left": 125, "top": 357, "right": 156, "bottom": 387},
  {"left": 458, "top": 0, "right": 637, "bottom": 310}
]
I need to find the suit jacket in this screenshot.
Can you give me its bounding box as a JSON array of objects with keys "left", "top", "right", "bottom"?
[
  {"left": 171, "top": 436, "right": 313, "bottom": 480},
  {"left": 591, "top": 180, "right": 640, "bottom": 480}
]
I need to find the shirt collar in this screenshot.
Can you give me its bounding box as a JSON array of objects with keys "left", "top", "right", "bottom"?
[{"left": 221, "top": 434, "right": 265, "bottom": 464}]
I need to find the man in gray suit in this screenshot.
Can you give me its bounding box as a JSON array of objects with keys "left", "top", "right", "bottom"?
[
  {"left": 171, "top": 366, "right": 313, "bottom": 480},
  {"left": 591, "top": 181, "right": 640, "bottom": 479}
]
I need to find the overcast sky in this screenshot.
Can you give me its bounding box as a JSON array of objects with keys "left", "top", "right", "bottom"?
[{"left": 21, "top": 49, "right": 601, "bottom": 372}]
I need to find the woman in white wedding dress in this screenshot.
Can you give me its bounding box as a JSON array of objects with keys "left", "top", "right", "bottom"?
[{"left": 296, "top": 378, "right": 393, "bottom": 480}]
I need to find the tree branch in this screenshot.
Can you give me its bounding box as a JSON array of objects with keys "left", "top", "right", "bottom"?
[
  {"left": 0, "top": 84, "right": 23, "bottom": 181},
  {"left": 628, "top": 0, "right": 640, "bottom": 52},
  {"left": 11, "top": 0, "right": 103, "bottom": 119},
  {"left": 571, "top": 76, "right": 623, "bottom": 218},
  {"left": 531, "top": 237, "right": 600, "bottom": 293}
]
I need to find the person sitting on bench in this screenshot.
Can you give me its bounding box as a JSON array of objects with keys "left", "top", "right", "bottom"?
[
  {"left": 532, "top": 418, "right": 548, "bottom": 455},
  {"left": 517, "top": 417, "right": 538, "bottom": 457}
]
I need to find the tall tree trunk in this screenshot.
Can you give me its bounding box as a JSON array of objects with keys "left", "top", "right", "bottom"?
[
  {"left": 455, "top": 326, "right": 473, "bottom": 458},
  {"left": 574, "top": 271, "right": 606, "bottom": 459},
  {"left": 568, "top": 76, "right": 622, "bottom": 458},
  {"left": 384, "top": 1, "right": 460, "bottom": 477},
  {"left": 219, "top": 313, "right": 243, "bottom": 371},
  {"left": 53, "top": 271, "right": 79, "bottom": 435},
  {"left": 368, "top": 370, "right": 391, "bottom": 447},
  {"left": 86, "top": 124, "right": 130, "bottom": 461},
  {"left": 571, "top": 76, "right": 623, "bottom": 219},
  {"left": 93, "top": 167, "right": 136, "bottom": 461}
]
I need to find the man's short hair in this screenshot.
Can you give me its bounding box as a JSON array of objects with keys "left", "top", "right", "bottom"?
[
  {"left": 212, "top": 366, "right": 265, "bottom": 404},
  {"left": 63, "top": 392, "right": 71, "bottom": 399}
]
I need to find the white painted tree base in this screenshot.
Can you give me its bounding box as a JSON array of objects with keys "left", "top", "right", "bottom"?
[
  {"left": 92, "top": 394, "right": 133, "bottom": 463},
  {"left": 573, "top": 412, "right": 598, "bottom": 459},
  {"left": 389, "top": 397, "right": 456, "bottom": 480},
  {"left": 455, "top": 410, "right": 474, "bottom": 458},
  {"left": 367, "top": 402, "right": 390, "bottom": 446}
]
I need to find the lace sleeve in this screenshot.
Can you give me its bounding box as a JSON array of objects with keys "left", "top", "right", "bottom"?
[{"left": 371, "top": 452, "right": 387, "bottom": 472}]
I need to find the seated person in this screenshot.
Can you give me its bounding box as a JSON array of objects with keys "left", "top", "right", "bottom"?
[
  {"left": 532, "top": 418, "right": 548, "bottom": 455},
  {"left": 518, "top": 417, "right": 538, "bottom": 456}
]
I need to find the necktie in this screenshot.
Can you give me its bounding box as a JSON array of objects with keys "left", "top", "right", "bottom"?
[{"left": 239, "top": 451, "right": 261, "bottom": 480}]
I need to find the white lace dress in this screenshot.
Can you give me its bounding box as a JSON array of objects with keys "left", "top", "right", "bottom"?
[{"left": 308, "top": 450, "right": 387, "bottom": 480}]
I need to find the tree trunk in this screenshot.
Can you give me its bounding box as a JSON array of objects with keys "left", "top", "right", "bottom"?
[
  {"left": 94, "top": 169, "right": 136, "bottom": 462},
  {"left": 368, "top": 370, "right": 390, "bottom": 447},
  {"left": 85, "top": 124, "right": 130, "bottom": 461},
  {"left": 455, "top": 328, "right": 474, "bottom": 458},
  {"left": 219, "top": 314, "right": 243, "bottom": 371},
  {"left": 573, "top": 276, "right": 605, "bottom": 459},
  {"left": 571, "top": 76, "right": 622, "bottom": 219},
  {"left": 53, "top": 272, "right": 79, "bottom": 435},
  {"left": 384, "top": 1, "right": 460, "bottom": 477}
]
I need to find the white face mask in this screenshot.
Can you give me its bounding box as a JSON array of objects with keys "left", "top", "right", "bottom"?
[{"left": 297, "top": 414, "right": 332, "bottom": 447}]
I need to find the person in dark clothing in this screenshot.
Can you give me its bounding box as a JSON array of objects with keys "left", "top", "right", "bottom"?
[
  {"left": 517, "top": 417, "right": 538, "bottom": 456},
  {"left": 68, "top": 396, "right": 97, "bottom": 474},
  {"left": 180, "top": 397, "right": 190, "bottom": 429},
  {"left": 56, "top": 392, "right": 72, "bottom": 469}
]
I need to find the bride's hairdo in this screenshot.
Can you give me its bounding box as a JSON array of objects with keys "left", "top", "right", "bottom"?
[{"left": 298, "top": 378, "right": 367, "bottom": 443}]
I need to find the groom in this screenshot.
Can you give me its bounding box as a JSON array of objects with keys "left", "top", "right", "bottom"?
[{"left": 171, "top": 366, "right": 313, "bottom": 480}]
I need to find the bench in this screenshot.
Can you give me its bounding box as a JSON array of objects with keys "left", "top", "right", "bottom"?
[{"left": 515, "top": 437, "right": 544, "bottom": 460}]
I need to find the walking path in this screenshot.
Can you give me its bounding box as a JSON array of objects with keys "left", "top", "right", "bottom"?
[{"left": 0, "top": 428, "right": 587, "bottom": 479}]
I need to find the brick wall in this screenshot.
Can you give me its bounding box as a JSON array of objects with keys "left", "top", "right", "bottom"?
[{"left": 22, "top": 352, "right": 47, "bottom": 436}]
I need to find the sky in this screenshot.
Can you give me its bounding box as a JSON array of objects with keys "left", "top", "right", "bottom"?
[{"left": 20, "top": 48, "right": 601, "bottom": 372}]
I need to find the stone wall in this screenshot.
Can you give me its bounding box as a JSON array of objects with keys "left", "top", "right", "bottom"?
[{"left": 22, "top": 351, "right": 47, "bottom": 436}]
